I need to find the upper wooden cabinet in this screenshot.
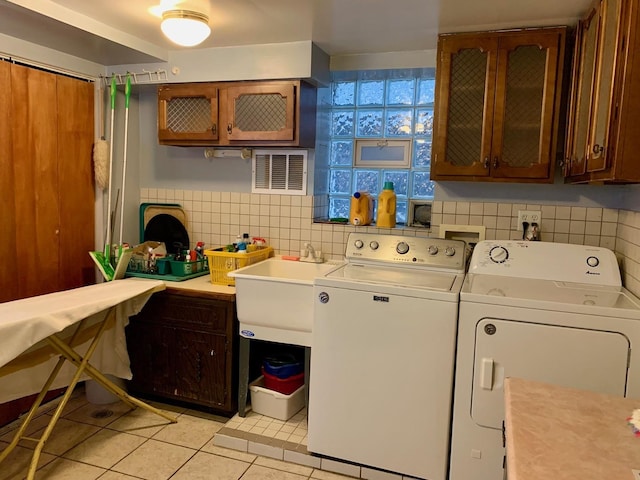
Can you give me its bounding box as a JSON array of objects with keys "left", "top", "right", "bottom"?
[
  {"left": 565, "top": 0, "right": 640, "bottom": 183},
  {"left": 158, "top": 83, "right": 219, "bottom": 143},
  {"left": 431, "top": 28, "right": 567, "bottom": 183},
  {"left": 225, "top": 83, "right": 295, "bottom": 141},
  {"left": 158, "top": 80, "right": 316, "bottom": 147}
]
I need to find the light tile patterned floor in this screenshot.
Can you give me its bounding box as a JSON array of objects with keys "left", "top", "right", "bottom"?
[
  {"left": 0, "top": 386, "right": 358, "bottom": 480},
  {"left": 225, "top": 408, "right": 308, "bottom": 446}
]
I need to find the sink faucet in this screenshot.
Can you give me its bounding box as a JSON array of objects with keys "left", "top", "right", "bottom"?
[{"left": 301, "top": 242, "right": 324, "bottom": 263}]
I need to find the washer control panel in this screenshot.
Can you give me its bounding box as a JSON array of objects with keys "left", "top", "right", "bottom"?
[
  {"left": 345, "top": 233, "right": 466, "bottom": 272},
  {"left": 469, "top": 240, "right": 622, "bottom": 286}
]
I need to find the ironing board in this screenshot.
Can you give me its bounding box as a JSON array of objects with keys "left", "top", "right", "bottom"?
[{"left": 0, "top": 278, "right": 177, "bottom": 479}]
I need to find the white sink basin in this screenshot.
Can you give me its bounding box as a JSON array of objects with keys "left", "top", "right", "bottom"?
[{"left": 229, "top": 258, "right": 343, "bottom": 346}]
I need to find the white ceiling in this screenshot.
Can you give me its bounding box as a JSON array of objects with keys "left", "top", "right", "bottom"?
[{"left": 0, "top": 0, "right": 592, "bottom": 65}]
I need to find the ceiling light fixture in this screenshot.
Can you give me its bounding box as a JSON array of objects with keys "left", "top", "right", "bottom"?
[{"left": 161, "top": 9, "right": 211, "bottom": 47}]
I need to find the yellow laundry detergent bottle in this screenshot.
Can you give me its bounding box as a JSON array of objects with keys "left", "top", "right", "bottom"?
[
  {"left": 349, "top": 191, "right": 373, "bottom": 226},
  {"left": 376, "top": 181, "right": 396, "bottom": 228}
]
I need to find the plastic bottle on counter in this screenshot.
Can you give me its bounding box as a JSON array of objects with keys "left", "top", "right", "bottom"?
[
  {"left": 349, "top": 191, "right": 373, "bottom": 226},
  {"left": 376, "top": 181, "right": 397, "bottom": 228},
  {"left": 236, "top": 234, "right": 247, "bottom": 253}
]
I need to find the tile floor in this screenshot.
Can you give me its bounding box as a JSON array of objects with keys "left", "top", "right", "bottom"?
[{"left": 0, "top": 385, "right": 359, "bottom": 480}]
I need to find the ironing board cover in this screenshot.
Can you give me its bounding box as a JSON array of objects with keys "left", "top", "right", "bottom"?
[{"left": 0, "top": 278, "right": 165, "bottom": 403}]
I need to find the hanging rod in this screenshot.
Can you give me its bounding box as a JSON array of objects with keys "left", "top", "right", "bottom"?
[
  {"left": 0, "top": 54, "right": 96, "bottom": 82},
  {"left": 102, "top": 69, "right": 168, "bottom": 86}
]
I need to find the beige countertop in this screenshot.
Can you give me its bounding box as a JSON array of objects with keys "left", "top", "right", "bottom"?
[
  {"left": 126, "top": 274, "right": 235, "bottom": 300},
  {"left": 504, "top": 377, "right": 640, "bottom": 480}
]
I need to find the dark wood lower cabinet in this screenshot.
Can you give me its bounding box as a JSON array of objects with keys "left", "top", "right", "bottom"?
[{"left": 126, "top": 290, "right": 238, "bottom": 415}]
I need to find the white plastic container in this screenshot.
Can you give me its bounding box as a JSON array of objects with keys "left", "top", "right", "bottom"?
[
  {"left": 85, "top": 376, "right": 125, "bottom": 404},
  {"left": 249, "top": 376, "right": 305, "bottom": 421}
]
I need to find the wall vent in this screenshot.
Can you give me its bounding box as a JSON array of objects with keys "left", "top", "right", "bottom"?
[{"left": 252, "top": 150, "right": 307, "bottom": 195}]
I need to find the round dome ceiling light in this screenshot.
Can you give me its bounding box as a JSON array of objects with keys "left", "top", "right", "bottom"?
[{"left": 161, "top": 9, "right": 211, "bottom": 47}]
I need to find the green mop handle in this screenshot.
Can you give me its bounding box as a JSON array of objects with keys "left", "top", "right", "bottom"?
[
  {"left": 117, "top": 73, "right": 132, "bottom": 253},
  {"left": 104, "top": 74, "right": 117, "bottom": 260},
  {"left": 124, "top": 73, "right": 131, "bottom": 108},
  {"left": 110, "top": 75, "right": 117, "bottom": 110}
]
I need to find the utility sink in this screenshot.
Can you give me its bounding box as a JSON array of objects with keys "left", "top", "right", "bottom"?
[{"left": 229, "top": 257, "right": 343, "bottom": 346}]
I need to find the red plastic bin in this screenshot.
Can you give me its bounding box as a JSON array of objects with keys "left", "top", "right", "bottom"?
[{"left": 261, "top": 367, "right": 304, "bottom": 395}]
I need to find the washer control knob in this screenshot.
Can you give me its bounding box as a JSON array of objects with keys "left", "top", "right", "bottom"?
[
  {"left": 489, "top": 246, "right": 509, "bottom": 263},
  {"left": 444, "top": 246, "right": 456, "bottom": 257},
  {"left": 396, "top": 242, "right": 410, "bottom": 254},
  {"left": 586, "top": 256, "right": 599, "bottom": 267},
  {"left": 428, "top": 245, "right": 439, "bottom": 255},
  {"left": 370, "top": 241, "right": 379, "bottom": 250},
  {"left": 354, "top": 239, "right": 364, "bottom": 249}
]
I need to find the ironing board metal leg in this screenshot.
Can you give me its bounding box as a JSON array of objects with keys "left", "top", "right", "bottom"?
[
  {"left": 0, "top": 315, "right": 93, "bottom": 467},
  {"left": 47, "top": 335, "right": 178, "bottom": 424},
  {"left": 0, "top": 355, "right": 67, "bottom": 465},
  {"left": 26, "top": 307, "right": 116, "bottom": 479},
  {"left": 1, "top": 305, "right": 179, "bottom": 479}
]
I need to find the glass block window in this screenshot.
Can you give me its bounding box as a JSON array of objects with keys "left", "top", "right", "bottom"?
[{"left": 328, "top": 69, "right": 436, "bottom": 223}]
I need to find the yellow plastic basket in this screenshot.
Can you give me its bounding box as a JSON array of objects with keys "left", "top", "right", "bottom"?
[{"left": 204, "top": 247, "right": 274, "bottom": 286}]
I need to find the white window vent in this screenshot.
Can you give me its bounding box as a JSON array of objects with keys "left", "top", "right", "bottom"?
[{"left": 252, "top": 149, "right": 307, "bottom": 195}]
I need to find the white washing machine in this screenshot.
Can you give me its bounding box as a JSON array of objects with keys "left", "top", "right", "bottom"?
[
  {"left": 308, "top": 233, "right": 466, "bottom": 480},
  {"left": 450, "top": 240, "right": 640, "bottom": 480}
]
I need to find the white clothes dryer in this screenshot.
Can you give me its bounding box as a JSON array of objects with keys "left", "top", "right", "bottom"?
[{"left": 450, "top": 240, "right": 640, "bottom": 480}]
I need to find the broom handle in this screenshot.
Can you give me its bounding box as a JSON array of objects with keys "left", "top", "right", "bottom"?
[
  {"left": 105, "top": 75, "right": 117, "bottom": 250},
  {"left": 118, "top": 74, "right": 132, "bottom": 246},
  {"left": 99, "top": 83, "right": 105, "bottom": 140}
]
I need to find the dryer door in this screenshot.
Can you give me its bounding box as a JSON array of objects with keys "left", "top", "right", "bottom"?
[{"left": 471, "top": 318, "right": 629, "bottom": 429}]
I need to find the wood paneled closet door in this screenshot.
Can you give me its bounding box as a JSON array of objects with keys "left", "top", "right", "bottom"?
[
  {"left": 0, "top": 61, "right": 94, "bottom": 427},
  {"left": 0, "top": 61, "right": 18, "bottom": 302},
  {"left": 3, "top": 62, "right": 94, "bottom": 302}
]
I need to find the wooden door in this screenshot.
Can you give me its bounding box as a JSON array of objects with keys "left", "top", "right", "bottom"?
[
  {"left": 431, "top": 35, "right": 498, "bottom": 179},
  {"left": 566, "top": 2, "right": 601, "bottom": 177},
  {"left": 11, "top": 64, "right": 60, "bottom": 299},
  {"left": 126, "top": 320, "right": 174, "bottom": 397},
  {"left": 586, "top": 0, "right": 622, "bottom": 173},
  {"left": 0, "top": 64, "right": 94, "bottom": 428},
  {"left": 491, "top": 30, "right": 563, "bottom": 180},
  {"left": 57, "top": 75, "right": 95, "bottom": 290},
  {"left": 0, "top": 61, "right": 18, "bottom": 303},
  {"left": 225, "top": 83, "right": 295, "bottom": 141},
  {"left": 175, "top": 330, "right": 227, "bottom": 407}
]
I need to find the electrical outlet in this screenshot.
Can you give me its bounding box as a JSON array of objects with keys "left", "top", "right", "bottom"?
[{"left": 517, "top": 210, "right": 542, "bottom": 227}]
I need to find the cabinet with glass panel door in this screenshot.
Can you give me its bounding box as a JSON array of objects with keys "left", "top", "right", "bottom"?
[
  {"left": 158, "top": 83, "right": 219, "bottom": 143},
  {"left": 565, "top": 0, "right": 640, "bottom": 184},
  {"left": 431, "top": 28, "right": 567, "bottom": 183},
  {"left": 158, "top": 80, "right": 316, "bottom": 147}
]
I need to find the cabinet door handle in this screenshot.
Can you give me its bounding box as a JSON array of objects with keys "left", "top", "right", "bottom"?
[
  {"left": 211, "top": 124, "right": 217, "bottom": 135},
  {"left": 227, "top": 123, "right": 233, "bottom": 134},
  {"left": 592, "top": 144, "right": 605, "bottom": 157},
  {"left": 493, "top": 157, "right": 499, "bottom": 169},
  {"left": 483, "top": 157, "right": 489, "bottom": 169}
]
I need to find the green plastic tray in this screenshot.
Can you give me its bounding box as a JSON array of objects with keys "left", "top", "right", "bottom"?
[{"left": 124, "top": 269, "right": 209, "bottom": 282}]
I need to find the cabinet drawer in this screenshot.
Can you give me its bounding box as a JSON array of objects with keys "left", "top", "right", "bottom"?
[{"left": 135, "top": 292, "right": 231, "bottom": 333}]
